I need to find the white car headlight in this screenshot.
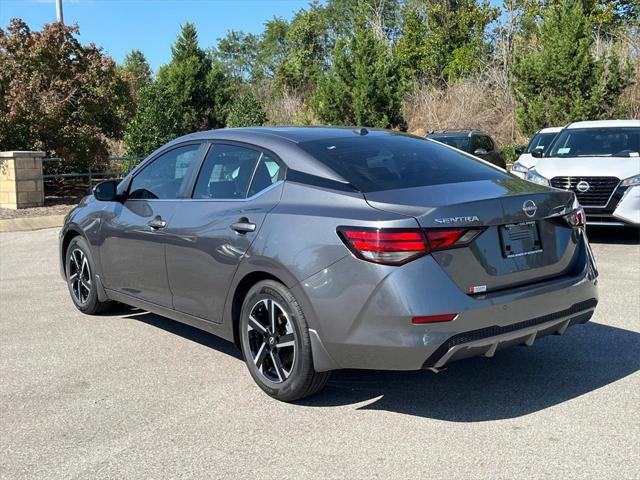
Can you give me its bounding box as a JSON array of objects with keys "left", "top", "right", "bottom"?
[
  {"left": 511, "top": 162, "right": 528, "bottom": 174},
  {"left": 526, "top": 169, "right": 550, "bottom": 186},
  {"left": 621, "top": 174, "right": 640, "bottom": 187}
]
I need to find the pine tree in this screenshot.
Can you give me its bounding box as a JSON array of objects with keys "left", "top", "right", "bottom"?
[
  {"left": 124, "top": 23, "right": 232, "bottom": 155},
  {"left": 119, "top": 49, "right": 152, "bottom": 102},
  {"left": 171, "top": 22, "right": 205, "bottom": 63},
  {"left": 312, "top": 11, "right": 405, "bottom": 129},
  {"left": 394, "top": 6, "right": 429, "bottom": 82},
  {"left": 394, "top": 0, "right": 499, "bottom": 85},
  {"left": 512, "top": 0, "right": 631, "bottom": 134}
]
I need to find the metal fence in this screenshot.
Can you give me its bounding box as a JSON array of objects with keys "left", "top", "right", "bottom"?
[{"left": 42, "top": 156, "right": 142, "bottom": 195}]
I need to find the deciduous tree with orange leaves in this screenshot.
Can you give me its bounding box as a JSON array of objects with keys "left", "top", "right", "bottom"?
[{"left": 0, "top": 19, "right": 129, "bottom": 170}]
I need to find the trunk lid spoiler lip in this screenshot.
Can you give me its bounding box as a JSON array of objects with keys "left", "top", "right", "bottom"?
[{"left": 363, "top": 179, "right": 575, "bottom": 227}]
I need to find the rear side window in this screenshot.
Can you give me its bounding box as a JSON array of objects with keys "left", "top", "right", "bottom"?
[
  {"left": 429, "top": 136, "right": 469, "bottom": 151},
  {"left": 248, "top": 154, "right": 284, "bottom": 197},
  {"left": 478, "top": 135, "right": 494, "bottom": 151},
  {"left": 298, "top": 134, "right": 509, "bottom": 192},
  {"left": 193, "top": 144, "right": 261, "bottom": 199}
]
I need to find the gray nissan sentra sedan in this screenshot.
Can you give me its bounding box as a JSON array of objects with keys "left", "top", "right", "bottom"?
[{"left": 59, "top": 127, "right": 599, "bottom": 401}]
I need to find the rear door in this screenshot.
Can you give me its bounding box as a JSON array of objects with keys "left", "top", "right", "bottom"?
[
  {"left": 165, "top": 142, "right": 285, "bottom": 322},
  {"left": 100, "top": 143, "right": 204, "bottom": 306}
]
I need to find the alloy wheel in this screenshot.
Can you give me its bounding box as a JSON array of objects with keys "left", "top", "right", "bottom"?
[
  {"left": 69, "top": 248, "right": 91, "bottom": 305},
  {"left": 246, "top": 299, "right": 296, "bottom": 383}
]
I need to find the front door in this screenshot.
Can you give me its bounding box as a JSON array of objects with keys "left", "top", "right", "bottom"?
[
  {"left": 100, "top": 143, "right": 203, "bottom": 307},
  {"left": 165, "top": 143, "right": 285, "bottom": 322}
]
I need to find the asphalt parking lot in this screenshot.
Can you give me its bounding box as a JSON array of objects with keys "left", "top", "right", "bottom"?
[{"left": 1, "top": 227, "right": 638, "bottom": 479}]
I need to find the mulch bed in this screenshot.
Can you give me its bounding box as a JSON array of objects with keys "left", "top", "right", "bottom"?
[{"left": 0, "top": 196, "right": 80, "bottom": 220}]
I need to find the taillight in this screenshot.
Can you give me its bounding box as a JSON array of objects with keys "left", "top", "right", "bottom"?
[
  {"left": 564, "top": 208, "right": 585, "bottom": 229},
  {"left": 337, "top": 227, "right": 484, "bottom": 265},
  {"left": 337, "top": 227, "right": 428, "bottom": 265},
  {"left": 425, "top": 228, "right": 483, "bottom": 251}
]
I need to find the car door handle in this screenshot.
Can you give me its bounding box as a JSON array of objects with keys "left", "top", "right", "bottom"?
[
  {"left": 230, "top": 220, "right": 256, "bottom": 234},
  {"left": 148, "top": 217, "right": 167, "bottom": 230}
]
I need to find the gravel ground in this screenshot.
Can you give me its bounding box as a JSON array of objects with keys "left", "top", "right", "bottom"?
[{"left": 0, "top": 227, "right": 638, "bottom": 479}]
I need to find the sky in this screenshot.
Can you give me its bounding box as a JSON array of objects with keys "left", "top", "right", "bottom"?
[{"left": 0, "top": 0, "right": 312, "bottom": 71}]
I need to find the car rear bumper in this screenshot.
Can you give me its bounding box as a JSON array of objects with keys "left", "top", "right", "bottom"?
[
  {"left": 421, "top": 298, "right": 595, "bottom": 370},
  {"left": 295, "top": 234, "right": 598, "bottom": 372}
]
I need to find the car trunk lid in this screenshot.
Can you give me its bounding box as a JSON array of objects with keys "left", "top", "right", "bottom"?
[{"left": 364, "top": 179, "right": 580, "bottom": 293}]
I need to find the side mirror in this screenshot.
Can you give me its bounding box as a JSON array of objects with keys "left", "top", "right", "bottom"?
[
  {"left": 514, "top": 146, "right": 524, "bottom": 155},
  {"left": 473, "top": 148, "right": 488, "bottom": 156},
  {"left": 531, "top": 150, "right": 544, "bottom": 158},
  {"left": 93, "top": 180, "right": 118, "bottom": 202}
]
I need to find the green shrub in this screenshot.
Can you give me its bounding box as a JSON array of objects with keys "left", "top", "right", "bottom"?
[
  {"left": 501, "top": 144, "right": 527, "bottom": 166},
  {"left": 226, "top": 90, "right": 268, "bottom": 127}
]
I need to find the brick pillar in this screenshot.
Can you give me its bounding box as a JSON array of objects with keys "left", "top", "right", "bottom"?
[{"left": 0, "top": 151, "right": 46, "bottom": 209}]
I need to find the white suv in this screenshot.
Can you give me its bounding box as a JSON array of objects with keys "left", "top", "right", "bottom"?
[
  {"left": 511, "top": 126, "right": 562, "bottom": 178},
  {"left": 524, "top": 120, "right": 640, "bottom": 227}
]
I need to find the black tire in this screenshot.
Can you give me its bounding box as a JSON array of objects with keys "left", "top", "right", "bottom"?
[
  {"left": 239, "top": 280, "right": 330, "bottom": 402},
  {"left": 65, "top": 236, "right": 112, "bottom": 315}
]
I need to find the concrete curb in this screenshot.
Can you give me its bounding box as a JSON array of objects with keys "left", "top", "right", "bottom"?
[{"left": 0, "top": 214, "right": 65, "bottom": 233}]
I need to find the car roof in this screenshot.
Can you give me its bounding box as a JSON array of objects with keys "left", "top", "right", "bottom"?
[
  {"left": 145, "top": 126, "right": 415, "bottom": 185},
  {"left": 538, "top": 127, "right": 562, "bottom": 133},
  {"left": 426, "top": 130, "right": 488, "bottom": 137},
  {"left": 179, "top": 126, "right": 391, "bottom": 144},
  {"left": 566, "top": 119, "right": 640, "bottom": 129}
]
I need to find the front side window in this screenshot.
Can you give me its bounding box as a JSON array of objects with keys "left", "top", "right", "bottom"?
[
  {"left": 299, "top": 134, "right": 509, "bottom": 193},
  {"left": 547, "top": 127, "right": 640, "bottom": 158},
  {"left": 128, "top": 144, "right": 201, "bottom": 199},
  {"left": 526, "top": 132, "right": 557, "bottom": 153},
  {"left": 193, "top": 144, "right": 262, "bottom": 199}
]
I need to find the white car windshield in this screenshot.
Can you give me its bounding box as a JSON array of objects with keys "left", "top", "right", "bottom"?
[{"left": 548, "top": 127, "right": 640, "bottom": 158}]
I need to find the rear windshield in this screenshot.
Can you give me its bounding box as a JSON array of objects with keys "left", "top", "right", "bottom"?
[
  {"left": 526, "top": 132, "right": 557, "bottom": 153},
  {"left": 428, "top": 135, "right": 470, "bottom": 151},
  {"left": 298, "top": 134, "right": 509, "bottom": 192},
  {"left": 547, "top": 127, "right": 640, "bottom": 157}
]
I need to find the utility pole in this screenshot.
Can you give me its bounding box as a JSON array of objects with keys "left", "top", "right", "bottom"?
[{"left": 56, "top": 0, "right": 64, "bottom": 23}]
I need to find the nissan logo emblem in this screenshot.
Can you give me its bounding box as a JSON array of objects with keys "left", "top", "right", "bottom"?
[
  {"left": 523, "top": 200, "right": 537, "bottom": 218},
  {"left": 576, "top": 181, "right": 590, "bottom": 193}
]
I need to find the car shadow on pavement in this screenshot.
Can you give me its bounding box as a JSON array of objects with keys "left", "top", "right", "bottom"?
[
  {"left": 117, "top": 306, "right": 639, "bottom": 421},
  {"left": 587, "top": 226, "right": 639, "bottom": 245},
  {"left": 301, "top": 322, "right": 640, "bottom": 421},
  {"left": 118, "top": 308, "right": 243, "bottom": 360}
]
